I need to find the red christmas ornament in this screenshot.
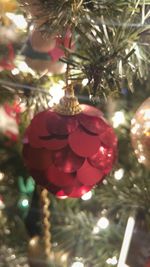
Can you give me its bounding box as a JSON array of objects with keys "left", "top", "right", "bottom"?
[
  {"left": 0, "top": 43, "right": 15, "bottom": 71},
  {"left": 23, "top": 102, "right": 117, "bottom": 198},
  {"left": 48, "top": 29, "right": 74, "bottom": 62},
  {"left": 0, "top": 101, "right": 21, "bottom": 141}
]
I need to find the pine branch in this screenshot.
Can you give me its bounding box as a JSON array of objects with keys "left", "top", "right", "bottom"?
[
  {"left": 19, "top": 0, "right": 148, "bottom": 33},
  {"left": 50, "top": 203, "right": 123, "bottom": 267},
  {"left": 65, "top": 4, "right": 150, "bottom": 96},
  {"left": 14, "top": 1, "right": 150, "bottom": 97}
]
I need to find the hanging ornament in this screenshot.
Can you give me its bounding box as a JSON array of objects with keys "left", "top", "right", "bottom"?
[
  {"left": 23, "top": 86, "right": 117, "bottom": 198},
  {"left": 30, "top": 30, "right": 56, "bottom": 53},
  {"left": 22, "top": 29, "right": 73, "bottom": 74},
  {"left": 23, "top": 40, "right": 65, "bottom": 74},
  {"left": 0, "top": 101, "right": 21, "bottom": 141},
  {"left": 131, "top": 97, "right": 150, "bottom": 168}
]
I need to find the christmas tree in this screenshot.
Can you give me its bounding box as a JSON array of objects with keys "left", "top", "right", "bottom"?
[{"left": 0, "top": 1, "right": 150, "bottom": 267}]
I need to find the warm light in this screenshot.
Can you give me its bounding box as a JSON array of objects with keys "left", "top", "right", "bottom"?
[
  {"left": 61, "top": 253, "right": 68, "bottom": 262},
  {"left": 11, "top": 68, "right": 20, "bottom": 75},
  {"left": 131, "top": 123, "right": 140, "bottom": 134},
  {"left": 29, "top": 236, "right": 38, "bottom": 247},
  {"left": 29, "top": 25, "right": 34, "bottom": 31},
  {"left": 106, "top": 256, "right": 117, "bottom": 265},
  {"left": 92, "top": 226, "right": 100, "bottom": 234},
  {"left": 145, "top": 121, "right": 150, "bottom": 130},
  {"left": 114, "top": 168, "right": 124, "bottom": 180},
  {"left": 82, "top": 78, "right": 89, "bottom": 86},
  {"left": 71, "top": 261, "right": 84, "bottom": 267},
  {"left": 112, "top": 111, "right": 125, "bottom": 128},
  {"left": 97, "top": 217, "right": 109, "bottom": 229},
  {"left": 6, "top": 13, "right": 27, "bottom": 30},
  {"left": 10, "top": 254, "right": 16, "bottom": 260},
  {"left": 21, "top": 198, "right": 29, "bottom": 207},
  {"left": 92, "top": 216, "right": 109, "bottom": 234},
  {"left": 49, "top": 81, "right": 65, "bottom": 107},
  {"left": 143, "top": 109, "right": 150, "bottom": 120},
  {"left": 138, "top": 155, "right": 146, "bottom": 163},
  {"left": 0, "top": 172, "right": 4, "bottom": 181},
  {"left": 81, "top": 191, "right": 92, "bottom": 200},
  {"left": 17, "top": 62, "right": 33, "bottom": 73}
]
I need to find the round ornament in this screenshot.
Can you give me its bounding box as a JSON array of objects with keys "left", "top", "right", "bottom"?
[
  {"left": 23, "top": 97, "right": 117, "bottom": 198},
  {"left": 23, "top": 30, "right": 73, "bottom": 74},
  {"left": 131, "top": 97, "right": 150, "bottom": 168},
  {"left": 30, "top": 30, "right": 56, "bottom": 53}
]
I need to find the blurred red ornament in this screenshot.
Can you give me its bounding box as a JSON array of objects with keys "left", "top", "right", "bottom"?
[
  {"left": 48, "top": 29, "right": 74, "bottom": 61},
  {"left": 0, "top": 43, "right": 15, "bottom": 71},
  {"left": 0, "top": 101, "right": 21, "bottom": 141},
  {"left": 31, "top": 28, "right": 74, "bottom": 54},
  {"left": 23, "top": 104, "right": 117, "bottom": 198},
  {"left": 131, "top": 97, "right": 150, "bottom": 168}
]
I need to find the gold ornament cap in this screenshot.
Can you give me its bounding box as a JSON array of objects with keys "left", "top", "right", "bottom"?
[{"left": 53, "top": 85, "right": 82, "bottom": 115}]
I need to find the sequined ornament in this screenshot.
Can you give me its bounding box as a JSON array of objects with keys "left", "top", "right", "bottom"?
[
  {"left": 131, "top": 97, "right": 150, "bottom": 168},
  {"left": 23, "top": 93, "right": 117, "bottom": 198}
]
